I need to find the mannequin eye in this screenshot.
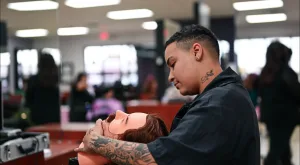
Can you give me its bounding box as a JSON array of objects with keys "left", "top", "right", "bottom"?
[{"left": 125, "top": 116, "right": 129, "bottom": 124}]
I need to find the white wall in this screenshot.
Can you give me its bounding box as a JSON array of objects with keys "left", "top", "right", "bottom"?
[
  {"left": 33, "top": 32, "right": 155, "bottom": 77},
  {"left": 237, "top": 22, "right": 299, "bottom": 39}
]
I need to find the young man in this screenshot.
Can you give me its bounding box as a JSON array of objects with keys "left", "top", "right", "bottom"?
[{"left": 75, "top": 24, "right": 260, "bottom": 165}]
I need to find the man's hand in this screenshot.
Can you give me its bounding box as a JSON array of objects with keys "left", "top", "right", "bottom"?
[
  {"left": 74, "top": 119, "right": 104, "bottom": 154},
  {"left": 74, "top": 129, "right": 100, "bottom": 154},
  {"left": 74, "top": 122, "right": 157, "bottom": 165}
]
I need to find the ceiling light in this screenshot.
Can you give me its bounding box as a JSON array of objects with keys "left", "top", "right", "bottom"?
[
  {"left": 246, "top": 13, "right": 287, "bottom": 23},
  {"left": 65, "top": 0, "right": 121, "bottom": 8},
  {"left": 233, "top": 0, "right": 283, "bottom": 11},
  {"left": 57, "top": 27, "right": 89, "bottom": 36},
  {"left": 16, "top": 29, "right": 48, "bottom": 38},
  {"left": 107, "top": 9, "right": 153, "bottom": 20},
  {"left": 7, "top": 0, "right": 59, "bottom": 11},
  {"left": 142, "top": 21, "right": 157, "bottom": 30}
]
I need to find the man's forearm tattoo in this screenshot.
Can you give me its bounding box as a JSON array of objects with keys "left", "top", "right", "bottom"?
[{"left": 90, "top": 136, "right": 157, "bottom": 165}]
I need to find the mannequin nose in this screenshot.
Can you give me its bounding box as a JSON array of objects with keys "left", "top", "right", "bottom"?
[{"left": 115, "top": 110, "right": 128, "bottom": 120}]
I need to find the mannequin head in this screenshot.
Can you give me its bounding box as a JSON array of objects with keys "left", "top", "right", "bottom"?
[
  {"left": 78, "top": 111, "right": 169, "bottom": 165},
  {"left": 102, "top": 110, "right": 147, "bottom": 138}
]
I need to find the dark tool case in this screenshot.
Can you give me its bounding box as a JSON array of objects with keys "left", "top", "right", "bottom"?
[{"left": 0, "top": 131, "right": 50, "bottom": 163}]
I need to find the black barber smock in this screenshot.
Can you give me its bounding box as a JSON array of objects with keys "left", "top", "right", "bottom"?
[{"left": 147, "top": 68, "right": 260, "bottom": 165}]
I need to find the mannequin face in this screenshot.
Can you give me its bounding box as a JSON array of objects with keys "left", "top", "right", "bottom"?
[
  {"left": 78, "top": 111, "right": 148, "bottom": 165},
  {"left": 103, "top": 110, "right": 147, "bottom": 137}
]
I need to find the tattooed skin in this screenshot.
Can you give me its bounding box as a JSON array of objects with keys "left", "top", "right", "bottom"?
[
  {"left": 89, "top": 136, "right": 157, "bottom": 165},
  {"left": 201, "top": 70, "right": 214, "bottom": 83}
]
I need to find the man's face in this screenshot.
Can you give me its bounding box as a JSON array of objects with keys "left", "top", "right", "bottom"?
[
  {"left": 165, "top": 42, "right": 200, "bottom": 95},
  {"left": 102, "top": 110, "right": 147, "bottom": 138}
]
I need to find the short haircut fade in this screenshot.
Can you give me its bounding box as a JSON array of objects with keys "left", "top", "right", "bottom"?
[{"left": 165, "top": 24, "right": 220, "bottom": 59}]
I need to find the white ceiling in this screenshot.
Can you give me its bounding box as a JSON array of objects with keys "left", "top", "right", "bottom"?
[{"left": 0, "top": 0, "right": 299, "bottom": 38}]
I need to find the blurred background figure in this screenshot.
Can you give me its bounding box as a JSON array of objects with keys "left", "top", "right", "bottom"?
[
  {"left": 25, "top": 53, "right": 60, "bottom": 125},
  {"left": 69, "top": 72, "right": 94, "bottom": 122},
  {"left": 86, "top": 86, "right": 124, "bottom": 121},
  {"left": 140, "top": 74, "right": 158, "bottom": 100},
  {"left": 244, "top": 73, "right": 259, "bottom": 107},
  {"left": 113, "top": 80, "right": 126, "bottom": 101},
  {"left": 259, "top": 41, "right": 300, "bottom": 165}
]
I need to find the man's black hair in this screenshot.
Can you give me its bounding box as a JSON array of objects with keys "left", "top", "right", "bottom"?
[{"left": 165, "top": 24, "right": 220, "bottom": 59}]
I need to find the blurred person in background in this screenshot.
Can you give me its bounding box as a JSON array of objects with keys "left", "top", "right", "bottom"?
[
  {"left": 86, "top": 86, "right": 124, "bottom": 121},
  {"left": 69, "top": 72, "right": 94, "bottom": 122},
  {"left": 123, "top": 84, "right": 139, "bottom": 100},
  {"left": 25, "top": 53, "right": 60, "bottom": 125},
  {"left": 140, "top": 74, "right": 158, "bottom": 100},
  {"left": 112, "top": 80, "right": 125, "bottom": 101},
  {"left": 259, "top": 41, "right": 300, "bottom": 165},
  {"left": 244, "top": 73, "right": 259, "bottom": 107}
]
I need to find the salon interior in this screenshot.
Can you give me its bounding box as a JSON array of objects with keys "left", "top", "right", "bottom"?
[{"left": 0, "top": 0, "right": 299, "bottom": 165}]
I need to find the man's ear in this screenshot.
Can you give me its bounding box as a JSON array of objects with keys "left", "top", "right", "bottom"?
[{"left": 192, "top": 43, "right": 203, "bottom": 61}]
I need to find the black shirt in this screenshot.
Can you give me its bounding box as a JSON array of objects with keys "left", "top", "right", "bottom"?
[
  {"left": 259, "top": 66, "right": 300, "bottom": 126},
  {"left": 25, "top": 75, "right": 60, "bottom": 125},
  {"left": 69, "top": 86, "right": 94, "bottom": 122},
  {"left": 148, "top": 68, "right": 260, "bottom": 165}
]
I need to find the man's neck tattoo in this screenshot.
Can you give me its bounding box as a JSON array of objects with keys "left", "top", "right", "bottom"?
[{"left": 201, "top": 70, "right": 214, "bottom": 84}]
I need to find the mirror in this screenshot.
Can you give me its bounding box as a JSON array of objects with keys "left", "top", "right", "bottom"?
[{"left": 0, "top": 0, "right": 60, "bottom": 129}]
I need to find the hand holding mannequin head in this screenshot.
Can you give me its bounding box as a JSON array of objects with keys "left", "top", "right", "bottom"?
[
  {"left": 77, "top": 110, "right": 169, "bottom": 165},
  {"left": 77, "top": 119, "right": 109, "bottom": 165}
]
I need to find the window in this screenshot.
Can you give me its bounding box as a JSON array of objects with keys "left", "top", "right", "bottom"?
[
  {"left": 42, "top": 48, "right": 61, "bottom": 65},
  {"left": 17, "top": 49, "right": 39, "bottom": 78},
  {"left": 290, "top": 37, "right": 299, "bottom": 74},
  {"left": 0, "top": 52, "right": 10, "bottom": 78},
  {"left": 84, "top": 45, "right": 138, "bottom": 86},
  {"left": 17, "top": 48, "right": 61, "bottom": 78},
  {"left": 218, "top": 40, "right": 230, "bottom": 59},
  {"left": 235, "top": 37, "right": 300, "bottom": 77},
  {"left": 1, "top": 52, "right": 10, "bottom": 91}
]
